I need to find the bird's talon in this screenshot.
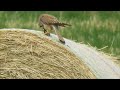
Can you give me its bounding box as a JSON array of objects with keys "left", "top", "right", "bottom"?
[{"left": 59, "top": 40, "right": 65, "bottom": 44}]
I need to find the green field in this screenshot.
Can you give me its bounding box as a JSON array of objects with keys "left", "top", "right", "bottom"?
[{"left": 0, "top": 11, "right": 120, "bottom": 59}]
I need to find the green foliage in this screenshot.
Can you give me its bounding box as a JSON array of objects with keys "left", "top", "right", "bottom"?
[{"left": 0, "top": 11, "right": 120, "bottom": 58}]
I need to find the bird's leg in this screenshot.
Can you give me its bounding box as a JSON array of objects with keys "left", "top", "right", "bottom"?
[
  {"left": 43, "top": 25, "right": 50, "bottom": 36},
  {"left": 53, "top": 25, "right": 65, "bottom": 44},
  {"left": 44, "top": 29, "right": 50, "bottom": 36}
]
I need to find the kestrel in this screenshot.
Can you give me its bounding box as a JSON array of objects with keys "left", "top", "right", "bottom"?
[{"left": 38, "top": 14, "right": 71, "bottom": 44}]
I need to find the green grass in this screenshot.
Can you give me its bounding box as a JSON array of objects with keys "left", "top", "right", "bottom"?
[{"left": 0, "top": 11, "right": 120, "bottom": 59}]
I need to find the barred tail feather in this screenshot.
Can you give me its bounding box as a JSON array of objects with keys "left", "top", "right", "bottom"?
[
  {"left": 49, "top": 22, "right": 71, "bottom": 27},
  {"left": 59, "top": 22, "right": 71, "bottom": 27}
]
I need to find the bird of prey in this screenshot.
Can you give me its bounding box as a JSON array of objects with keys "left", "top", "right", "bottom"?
[{"left": 38, "top": 14, "right": 71, "bottom": 44}]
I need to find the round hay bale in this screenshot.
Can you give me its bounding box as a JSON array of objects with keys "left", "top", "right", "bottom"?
[{"left": 0, "top": 29, "right": 96, "bottom": 79}]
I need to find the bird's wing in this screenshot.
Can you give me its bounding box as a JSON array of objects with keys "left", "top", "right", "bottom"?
[
  {"left": 40, "top": 14, "right": 59, "bottom": 25},
  {"left": 39, "top": 14, "right": 71, "bottom": 27}
]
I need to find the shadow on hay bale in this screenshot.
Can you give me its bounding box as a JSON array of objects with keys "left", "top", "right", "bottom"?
[{"left": 0, "top": 29, "right": 96, "bottom": 79}]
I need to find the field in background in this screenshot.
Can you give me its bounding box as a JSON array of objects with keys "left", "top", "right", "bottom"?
[{"left": 0, "top": 11, "right": 120, "bottom": 59}]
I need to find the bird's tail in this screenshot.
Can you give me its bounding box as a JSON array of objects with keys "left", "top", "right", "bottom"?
[
  {"left": 58, "top": 22, "right": 71, "bottom": 27},
  {"left": 50, "top": 22, "right": 71, "bottom": 27}
]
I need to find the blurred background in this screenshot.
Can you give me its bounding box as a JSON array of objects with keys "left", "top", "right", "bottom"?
[{"left": 0, "top": 11, "right": 120, "bottom": 60}]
